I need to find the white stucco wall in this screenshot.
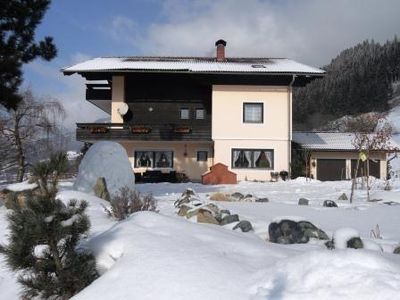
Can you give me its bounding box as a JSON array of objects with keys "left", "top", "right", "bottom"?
[{"left": 212, "top": 85, "right": 291, "bottom": 181}]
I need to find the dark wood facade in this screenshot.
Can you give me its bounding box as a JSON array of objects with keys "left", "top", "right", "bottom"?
[{"left": 76, "top": 123, "right": 211, "bottom": 142}]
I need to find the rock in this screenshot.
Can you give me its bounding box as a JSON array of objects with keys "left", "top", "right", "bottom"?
[
  {"left": 93, "top": 177, "right": 111, "bottom": 201},
  {"left": 230, "top": 192, "right": 244, "bottom": 200},
  {"left": 220, "top": 214, "right": 240, "bottom": 225},
  {"left": 298, "top": 198, "right": 309, "bottom": 206},
  {"left": 332, "top": 227, "right": 363, "bottom": 249},
  {"left": 244, "top": 194, "right": 253, "bottom": 199},
  {"left": 233, "top": 220, "right": 253, "bottom": 232},
  {"left": 220, "top": 209, "right": 231, "bottom": 215},
  {"left": 197, "top": 209, "right": 219, "bottom": 225},
  {"left": 174, "top": 188, "right": 201, "bottom": 208},
  {"left": 325, "top": 240, "right": 335, "bottom": 250},
  {"left": 269, "top": 219, "right": 329, "bottom": 244},
  {"left": 323, "top": 200, "right": 338, "bottom": 207},
  {"left": 338, "top": 193, "right": 348, "bottom": 201},
  {"left": 181, "top": 188, "right": 196, "bottom": 198},
  {"left": 209, "top": 192, "right": 230, "bottom": 201},
  {"left": 74, "top": 141, "right": 135, "bottom": 196},
  {"left": 347, "top": 237, "right": 364, "bottom": 249},
  {"left": 393, "top": 246, "right": 400, "bottom": 254},
  {"left": 177, "top": 205, "right": 190, "bottom": 217},
  {"left": 256, "top": 197, "right": 269, "bottom": 203}
]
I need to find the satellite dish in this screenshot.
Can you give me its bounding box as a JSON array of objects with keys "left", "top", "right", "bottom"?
[{"left": 116, "top": 103, "right": 129, "bottom": 116}]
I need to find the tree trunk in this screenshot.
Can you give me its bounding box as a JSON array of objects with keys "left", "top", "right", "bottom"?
[
  {"left": 350, "top": 158, "right": 360, "bottom": 203},
  {"left": 14, "top": 126, "right": 25, "bottom": 182},
  {"left": 366, "top": 158, "right": 370, "bottom": 201}
]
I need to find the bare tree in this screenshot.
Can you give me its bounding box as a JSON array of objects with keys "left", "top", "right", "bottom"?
[
  {"left": 0, "top": 89, "right": 66, "bottom": 182},
  {"left": 349, "top": 114, "right": 397, "bottom": 202}
]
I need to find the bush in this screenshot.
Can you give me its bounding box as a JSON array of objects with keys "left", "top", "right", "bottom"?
[{"left": 104, "top": 187, "right": 157, "bottom": 220}]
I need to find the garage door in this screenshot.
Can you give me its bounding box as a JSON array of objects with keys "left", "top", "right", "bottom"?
[
  {"left": 351, "top": 159, "right": 380, "bottom": 179},
  {"left": 317, "top": 159, "right": 346, "bottom": 181}
]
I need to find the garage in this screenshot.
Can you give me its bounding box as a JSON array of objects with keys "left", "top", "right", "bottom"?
[
  {"left": 316, "top": 159, "right": 347, "bottom": 181},
  {"left": 351, "top": 159, "right": 380, "bottom": 179}
]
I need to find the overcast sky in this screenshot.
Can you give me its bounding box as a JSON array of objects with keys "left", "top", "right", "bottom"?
[{"left": 23, "top": 0, "right": 400, "bottom": 128}]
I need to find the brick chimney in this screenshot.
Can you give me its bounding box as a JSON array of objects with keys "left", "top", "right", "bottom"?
[{"left": 215, "top": 39, "right": 227, "bottom": 62}]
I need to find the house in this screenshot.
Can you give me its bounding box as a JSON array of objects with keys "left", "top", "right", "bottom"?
[
  {"left": 292, "top": 131, "right": 397, "bottom": 181},
  {"left": 62, "top": 40, "right": 324, "bottom": 182}
]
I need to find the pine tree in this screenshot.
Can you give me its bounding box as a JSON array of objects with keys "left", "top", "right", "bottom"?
[
  {"left": 0, "top": 0, "right": 57, "bottom": 109},
  {"left": 0, "top": 154, "right": 98, "bottom": 299}
]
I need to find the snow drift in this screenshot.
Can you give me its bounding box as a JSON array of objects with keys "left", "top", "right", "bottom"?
[{"left": 74, "top": 141, "right": 135, "bottom": 196}]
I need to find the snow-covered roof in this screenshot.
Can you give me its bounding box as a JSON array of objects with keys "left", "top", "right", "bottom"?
[
  {"left": 62, "top": 57, "right": 325, "bottom": 75},
  {"left": 293, "top": 131, "right": 398, "bottom": 151}
]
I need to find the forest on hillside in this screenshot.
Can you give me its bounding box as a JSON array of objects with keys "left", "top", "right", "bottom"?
[{"left": 293, "top": 37, "right": 400, "bottom": 129}]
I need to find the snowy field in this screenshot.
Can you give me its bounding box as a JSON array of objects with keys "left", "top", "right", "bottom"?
[{"left": 1, "top": 178, "right": 400, "bottom": 299}]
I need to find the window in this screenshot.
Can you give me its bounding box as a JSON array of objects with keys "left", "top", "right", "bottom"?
[
  {"left": 243, "top": 103, "right": 263, "bottom": 123},
  {"left": 196, "top": 108, "right": 205, "bottom": 120},
  {"left": 135, "top": 151, "right": 174, "bottom": 168},
  {"left": 180, "top": 108, "right": 189, "bottom": 119},
  {"left": 231, "top": 149, "right": 273, "bottom": 169},
  {"left": 197, "top": 151, "right": 208, "bottom": 162}
]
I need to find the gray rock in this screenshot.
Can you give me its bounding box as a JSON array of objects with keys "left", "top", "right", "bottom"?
[
  {"left": 298, "top": 198, "right": 309, "bottom": 206},
  {"left": 393, "top": 246, "right": 400, "bottom": 254},
  {"left": 323, "top": 200, "right": 338, "bottom": 208},
  {"left": 244, "top": 194, "right": 253, "bottom": 199},
  {"left": 220, "top": 214, "right": 240, "bottom": 225},
  {"left": 220, "top": 209, "right": 231, "bottom": 215},
  {"left": 269, "top": 219, "right": 329, "bottom": 244},
  {"left": 337, "top": 193, "right": 348, "bottom": 201},
  {"left": 231, "top": 192, "right": 244, "bottom": 200},
  {"left": 347, "top": 237, "right": 363, "bottom": 249},
  {"left": 256, "top": 197, "right": 269, "bottom": 203},
  {"left": 93, "top": 177, "right": 111, "bottom": 202},
  {"left": 233, "top": 220, "right": 253, "bottom": 232},
  {"left": 325, "top": 240, "right": 335, "bottom": 250}
]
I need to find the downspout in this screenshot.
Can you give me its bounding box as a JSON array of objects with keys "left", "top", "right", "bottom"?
[{"left": 288, "top": 75, "right": 296, "bottom": 179}]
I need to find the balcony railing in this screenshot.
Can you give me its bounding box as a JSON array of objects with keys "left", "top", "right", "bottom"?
[{"left": 76, "top": 123, "right": 211, "bottom": 141}]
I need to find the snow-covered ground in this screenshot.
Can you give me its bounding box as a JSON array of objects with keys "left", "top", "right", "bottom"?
[{"left": 1, "top": 179, "right": 400, "bottom": 299}]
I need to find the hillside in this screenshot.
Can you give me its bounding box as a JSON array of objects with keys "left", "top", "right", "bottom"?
[{"left": 294, "top": 37, "right": 400, "bottom": 130}]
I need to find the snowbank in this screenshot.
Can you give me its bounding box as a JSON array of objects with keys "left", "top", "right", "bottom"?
[
  {"left": 252, "top": 250, "right": 400, "bottom": 300},
  {"left": 73, "top": 212, "right": 285, "bottom": 300},
  {"left": 74, "top": 142, "right": 135, "bottom": 196}
]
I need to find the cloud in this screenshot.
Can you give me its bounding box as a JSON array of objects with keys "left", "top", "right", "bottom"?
[
  {"left": 105, "top": 0, "right": 400, "bottom": 66},
  {"left": 24, "top": 54, "right": 108, "bottom": 130}
]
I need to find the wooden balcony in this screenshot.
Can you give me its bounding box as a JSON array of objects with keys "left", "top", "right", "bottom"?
[{"left": 76, "top": 123, "right": 212, "bottom": 142}]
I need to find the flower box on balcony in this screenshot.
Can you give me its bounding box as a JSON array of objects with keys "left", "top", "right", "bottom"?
[
  {"left": 90, "top": 127, "right": 109, "bottom": 134},
  {"left": 174, "top": 126, "right": 192, "bottom": 134},
  {"left": 131, "top": 126, "right": 152, "bottom": 134}
]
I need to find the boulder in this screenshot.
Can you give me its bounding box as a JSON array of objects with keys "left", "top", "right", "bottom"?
[
  {"left": 209, "top": 192, "right": 230, "bottom": 201},
  {"left": 323, "top": 200, "right": 338, "bottom": 208},
  {"left": 93, "top": 177, "right": 111, "bottom": 201},
  {"left": 220, "top": 209, "right": 231, "bottom": 215},
  {"left": 332, "top": 227, "right": 363, "bottom": 250},
  {"left": 233, "top": 220, "right": 253, "bottom": 232},
  {"left": 256, "top": 197, "right": 269, "bottom": 203},
  {"left": 393, "top": 246, "right": 400, "bottom": 254},
  {"left": 269, "top": 219, "right": 329, "bottom": 244},
  {"left": 220, "top": 214, "right": 240, "bottom": 225},
  {"left": 230, "top": 192, "right": 244, "bottom": 200},
  {"left": 347, "top": 237, "right": 364, "bottom": 249},
  {"left": 298, "top": 198, "right": 309, "bottom": 206},
  {"left": 177, "top": 205, "right": 190, "bottom": 217},
  {"left": 338, "top": 193, "right": 348, "bottom": 201},
  {"left": 174, "top": 188, "right": 201, "bottom": 208},
  {"left": 74, "top": 141, "right": 135, "bottom": 196},
  {"left": 197, "top": 209, "right": 219, "bottom": 225}
]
